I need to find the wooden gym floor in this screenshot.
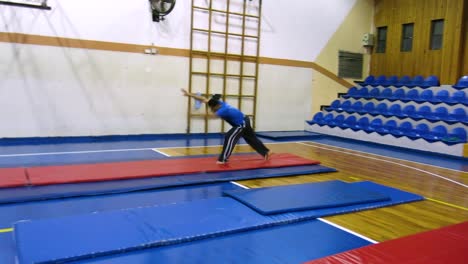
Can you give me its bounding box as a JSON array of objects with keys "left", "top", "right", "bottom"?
[{"left": 159, "top": 141, "right": 468, "bottom": 242}]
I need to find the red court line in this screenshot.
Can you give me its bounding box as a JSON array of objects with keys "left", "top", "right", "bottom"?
[
  {"left": 24, "top": 153, "right": 319, "bottom": 186},
  {"left": 305, "top": 221, "right": 468, "bottom": 264},
  {"left": 0, "top": 168, "right": 28, "bottom": 188}
]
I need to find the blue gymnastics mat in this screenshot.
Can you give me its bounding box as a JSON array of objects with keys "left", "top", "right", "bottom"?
[
  {"left": 0, "top": 165, "right": 335, "bottom": 204},
  {"left": 256, "top": 131, "right": 322, "bottom": 140},
  {"left": 223, "top": 180, "right": 391, "bottom": 215},
  {"left": 14, "top": 181, "right": 422, "bottom": 264},
  {"left": 68, "top": 220, "right": 372, "bottom": 264}
]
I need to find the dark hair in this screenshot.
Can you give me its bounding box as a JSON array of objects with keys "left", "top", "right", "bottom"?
[{"left": 208, "top": 94, "right": 222, "bottom": 109}]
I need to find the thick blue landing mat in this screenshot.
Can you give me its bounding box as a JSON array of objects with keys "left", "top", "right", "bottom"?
[
  {"left": 73, "top": 220, "right": 372, "bottom": 264},
  {"left": 256, "top": 130, "right": 322, "bottom": 139},
  {"left": 0, "top": 183, "right": 240, "bottom": 264},
  {"left": 224, "top": 180, "right": 391, "bottom": 214},
  {"left": 14, "top": 181, "right": 422, "bottom": 264},
  {"left": 0, "top": 165, "right": 336, "bottom": 204}
]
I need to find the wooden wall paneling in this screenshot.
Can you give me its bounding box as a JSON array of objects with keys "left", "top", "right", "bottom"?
[
  {"left": 371, "top": 0, "right": 465, "bottom": 84},
  {"left": 441, "top": 0, "right": 464, "bottom": 83}
]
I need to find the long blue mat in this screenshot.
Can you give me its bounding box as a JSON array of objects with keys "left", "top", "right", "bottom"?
[
  {"left": 224, "top": 180, "right": 390, "bottom": 214},
  {"left": 70, "top": 220, "right": 372, "bottom": 264},
  {"left": 14, "top": 181, "right": 423, "bottom": 264},
  {"left": 0, "top": 165, "right": 335, "bottom": 204}
]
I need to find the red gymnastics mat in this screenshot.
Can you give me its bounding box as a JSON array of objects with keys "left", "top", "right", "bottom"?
[
  {"left": 3, "top": 153, "right": 318, "bottom": 187},
  {"left": 305, "top": 221, "right": 468, "bottom": 264},
  {"left": 0, "top": 168, "right": 28, "bottom": 188}
]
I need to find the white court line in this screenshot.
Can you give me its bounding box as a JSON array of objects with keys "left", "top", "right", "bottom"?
[
  {"left": 151, "top": 148, "right": 172, "bottom": 157},
  {"left": 298, "top": 141, "right": 466, "bottom": 173},
  {"left": 317, "top": 218, "right": 378, "bottom": 244},
  {"left": 297, "top": 142, "right": 468, "bottom": 188},
  {"left": 0, "top": 141, "right": 288, "bottom": 158},
  {"left": 0, "top": 147, "right": 154, "bottom": 157},
  {"left": 228, "top": 181, "right": 378, "bottom": 243},
  {"left": 230, "top": 181, "right": 250, "bottom": 189}
]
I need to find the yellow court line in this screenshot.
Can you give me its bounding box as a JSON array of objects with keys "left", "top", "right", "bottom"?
[
  {"left": 0, "top": 228, "right": 13, "bottom": 233},
  {"left": 426, "top": 198, "right": 468, "bottom": 211}
]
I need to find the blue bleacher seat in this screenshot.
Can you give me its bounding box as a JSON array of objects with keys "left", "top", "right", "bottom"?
[
  {"left": 431, "top": 106, "right": 449, "bottom": 121},
  {"left": 366, "top": 118, "right": 383, "bottom": 133},
  {"left": 448, "top": 90, "right": 467, "bottom": 105},
  {"left": 387, "top": 104, "right": 402, "bottom": 117},
  {"left": 389, "top": 89, "right": 405, "bottom": 101},
  {"left": 375, "top": 120, "right": 397, "bottom": 135},
  {"left": 378, "top": 88, "right": 393, "bottom": 100},
  {"left": 370, "top": 75, "right": 387, "bottom": 87},
  {"left": 453, "top": 76, "right": 468, "bottom": 89},
  {"left": 420, "top": 75, "right": 440, "bottom": 88},
  {"left": 327, "top": 100, "right": 341, "bottom": 111},
  {"left": 328, "top": 114, "right": 345, "bottom": 127},
  {"left": 369, "top": 87, "right": 381, "bottom": 98},
  {"left": 444, "top": 127, "right": 467, "bottom": 144},
  {"left": 342, "top": 116, "right": 357, "bottom": 130},
  {"left": 362, "top": 102, "right": 375, "bottom": 114},
  {"left": 344, "top": 87, "right": 359, "bottom": 98},
  {"left": 447, "top": 108, "right": 467, "bottom": 123},
  {"left": 308, "top": 112, "right": 324, "bottom": 125},
  {"left": 433, "top": 90, "right": 450, "bottom": 104},
  {"left": 418, "top": 90, "right": 434, "bottom": 102},
  {"left": 413, "top": 105, "right": 432, "bottom": 119},
  {"left": 401, "top": 105, "right": 417, "bottom": 118},
  {"left": 338, "top": 100, "right": 352, "bottom": 112},
  {"left": 406, "top": 123, "right": 430, "bottom": 139},
  {"left": 350, "top": 101, "right": 363, "bottom": 113},
  {"left": 404, "top": 89, "right": 420, "bottom": 101},
  {"left": 394, "top": 75, "right": 411, "bottom": 87},
  {"left": 355, "top": 117, "right": 370, "bottom": 131},
  {"left": 391, "top": 121, "right": 413, "bottom": 137},
  {"left": 371, "top": 102, "right": 389, "bottom": 116},
  {"left": 383, "top": 75, "right": 398, "bottom": 87},
  {"left": 423, "top": 125, "right": 448, "bottom": 142},
  {"left": 357, "top": 87, "right": 370, "bottom": 98},
  {"left": 355, "top": 75, "right": 375, "bottom": 86},
  {"left": 323, "top": 113, "right": 335, "bottom": 125},
  {"left": 407, "top": 75, "right": 424, "bottom": 88}
]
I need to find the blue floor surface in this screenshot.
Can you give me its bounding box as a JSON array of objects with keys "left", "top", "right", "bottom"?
[{"left": 0, "top": 134, "right": 466, "bottom": 170}]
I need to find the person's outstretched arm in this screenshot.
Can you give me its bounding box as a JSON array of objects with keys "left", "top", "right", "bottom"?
[{"left": 181, "top": 89, "right": 209, "bottom": 103}]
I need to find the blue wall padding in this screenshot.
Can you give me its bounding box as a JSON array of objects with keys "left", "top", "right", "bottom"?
[
  {"left": 14, "top": 181, "right": 423, "bottom": 264},
  {"left": 67, "top": 220, "right": 372, "bottom": 264},
  {"left": 223, "top": 180, "right": 390, "bottom": 214},
  {"left": 0, "top": 165, "right": 336, "bottom": 204}
]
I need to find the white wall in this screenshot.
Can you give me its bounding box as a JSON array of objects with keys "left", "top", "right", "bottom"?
[
  {"left": 261, "top": 0, "right": 356, "bottom": 61},
  {"left": 0, "top": 0, "right": 356, "bottom": 137},
  {"left": 256, "top": 65, "right": 313, "bottom": 131},
  {"left": 1, "top": 0, "right": 355, "bottom": 60},
  {"left": 0, "top": 43, "right": 188, "bottom": 137}
]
